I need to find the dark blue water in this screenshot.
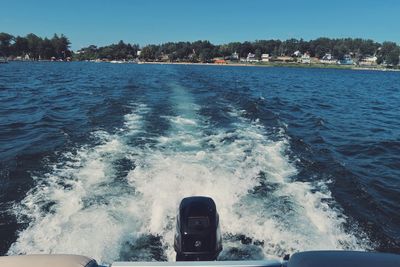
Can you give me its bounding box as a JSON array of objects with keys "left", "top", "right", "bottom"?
[{"left": 0, "top": 62, "right": 399, "bottom": 263}]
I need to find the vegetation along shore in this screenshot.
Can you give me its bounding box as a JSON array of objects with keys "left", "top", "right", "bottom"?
[{"left": 1, "top": 32, "right": 400, "bottom": 70}]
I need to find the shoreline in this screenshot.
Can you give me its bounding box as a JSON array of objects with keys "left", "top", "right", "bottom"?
[
  {"left": 5, "top": 60, "right": 400, "bottom": 72},
  {"left": 140, "top": 61, "right": 400, "bottom": 72}
]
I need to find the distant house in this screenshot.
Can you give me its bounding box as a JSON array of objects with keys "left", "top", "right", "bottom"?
[
  {"left": 261, "top": 54, "right": 270, "bottom": 62},
  {"left": 320, "top": 53, "right": 336, "bottom": 64},
  {"left": 160, "top": 54, "right": 169, "bottom": 62},
  {"left": 322, "top": 53, "right": 333, "bottom": 60},
  {"left": 214, "top": 59, "right": 227, "bottom": 64},
  {"left": 300, "top": 53, "right": 311, "bottom": 64},
  {"left": 273, "top": 56, "right": 295, "bottom": 62},
  {"left": 137, "top": 50, "right": 142, "bottom": 56},
  {"left": 359, "top": 55, "right": 377, "bottom": 66},
  {"left": 293, "top": 50, "right": 302, "bottom": 57},
  {"left": 246, "top": 53, "right": 259, "bottom": 62},
  {"left": 338, "top": 54, "right": 354, "bottom": 65},
  {"left": 230, "top": 51, "right": 239, "bottom": 61}
]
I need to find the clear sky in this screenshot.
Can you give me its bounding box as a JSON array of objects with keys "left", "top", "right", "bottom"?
[{"left": 1, "top": 0, "right": 400, "bottom": 50}]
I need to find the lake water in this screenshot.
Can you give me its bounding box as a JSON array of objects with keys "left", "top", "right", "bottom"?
[{"left": 0, "top": 62, "right": 399, "bottom": 263}]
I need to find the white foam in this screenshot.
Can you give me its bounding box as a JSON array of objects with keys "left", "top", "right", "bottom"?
[
  {"left": 9, "top": 90, "right": 371, "bottom": 264},
  {"left": 8, "top": 104, "right": 150, "bottom": 263},
  {"left": 126, "top": 115, "right": 370, "bottom": 260},
  {"left": 166, "top": 116, "right": 197, "bottom": 126},
  {"left": 124, "top": 104, "right": 150, "bottom": 134}
]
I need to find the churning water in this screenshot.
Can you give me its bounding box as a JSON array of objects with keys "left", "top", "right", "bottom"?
[{"left": 0, "top": 63, "right": 399, "bottom": 264}]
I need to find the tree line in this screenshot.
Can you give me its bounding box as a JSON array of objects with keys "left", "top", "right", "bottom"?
[
  {"left": 1, "top": 32, "right": 399, "bottom": 65},
  {"left": 0, "top": 33, "right": 71, "bottom": 60},
  {"left": 68, "top": 37, "right": 400, "bottom": 66},
  {"left": 74, "top": 41, "right": 140, "bottom": 61},
  {"left": 137, "top": 38, "right": 399, "bottom": 65}
]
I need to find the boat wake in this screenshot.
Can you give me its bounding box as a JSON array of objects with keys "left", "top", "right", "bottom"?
[{"left": 8, "top": 83, "right": 370, "bottom": 264}]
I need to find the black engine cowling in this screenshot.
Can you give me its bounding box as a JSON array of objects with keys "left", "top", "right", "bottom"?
[{"left": 174, "top": 196, "right": 222, "bottom": 261}]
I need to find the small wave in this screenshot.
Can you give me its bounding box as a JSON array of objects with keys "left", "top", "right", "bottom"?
[{"left": 166, "top": 116, "right": 197, "bottom": 126}]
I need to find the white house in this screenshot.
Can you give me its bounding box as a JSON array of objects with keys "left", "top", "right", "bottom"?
[
  {"left": 293, "top": 50, "right": 302, "bottom": 57},
  {"left": 320, "top": 53, "right": 336, "bottom": 64},
  {"left": 300, "top": 53, "right": 311, "bottom": 64},
  {"left": 261, "top": 54, "right": 270, "bottom": 62},
  {"left": 359, "top": 55, "right": 377, "bottom": 66},
  {"left": 231, "top": 51, "right": 239, "bottom": 60},
  {"left": 246, "top": 53, "right": 258, "bottom": 62}
]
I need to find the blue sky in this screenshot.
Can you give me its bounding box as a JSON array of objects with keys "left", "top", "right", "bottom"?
[{"left": 1, "top": 0, "right": 400, "bottom": 50}]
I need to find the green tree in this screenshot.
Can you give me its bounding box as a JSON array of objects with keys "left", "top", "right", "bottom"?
[
  {"left": 310, "top": 38, "right": 332, "bottom": 57},
  {"left": 40, "top": 38, "right": 56, "bottom": 59},
  {"left": 199, "top": 48, "right": 212, "bottom": 62},
  {"left": 13, "top": 36, "right": 29, "bottom": 56},
  {"left": 281, "top": 38, "right": 300, "bottom": 55},
  {"left": 140, "top": 45, "right": 159, "bottom": 61},
  {"left": 379, "top": 42, "right": 400, "bottom": 66},
  {"left": 26, "top": 33, "right": 42, "bottom": 59},
  {"left": 333, "top": 43, "right": 349, "bottom": 60},
  {"left": 239, "top": 41, "right": 253, "bottom": 57},
  {"left": 0, "top": 32, "right": 14, "bottom": 56},
  {"left": 51, "top": 34, "right": 71, "bottom": 59},
  {"left": 254, "top": 48, "right": 262, "bottom": 60}
]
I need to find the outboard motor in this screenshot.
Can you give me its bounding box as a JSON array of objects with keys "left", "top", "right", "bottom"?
[{"left": 174, "top": 196, "right": 222, "bottom": 261}]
